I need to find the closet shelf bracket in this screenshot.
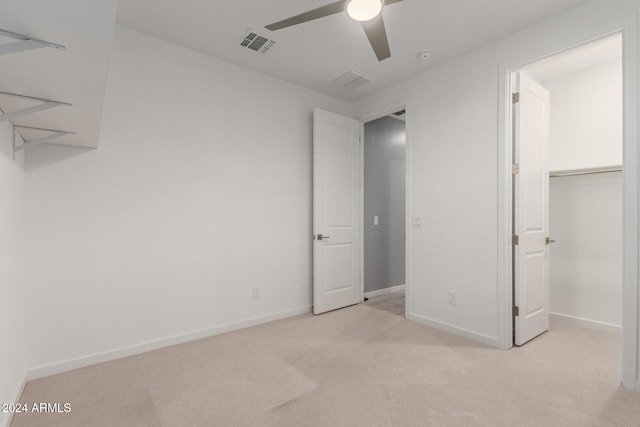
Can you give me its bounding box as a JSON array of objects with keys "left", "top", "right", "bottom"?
[
  {"left": 0, "top": 91, "right": 72, "bottom": 122},
  {"left": 13, "top": 125, "right": 76, "bottom": 158},
  {"left": 0, "top": 28, "right": 66, "bottom": 55}
]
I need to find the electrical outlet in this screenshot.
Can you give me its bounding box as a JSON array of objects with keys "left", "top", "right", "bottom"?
[
  {"left": 252, "top": 287, "right": 261, "bottom": 299},
  {"left": 448, "top": 291, "right": 456, "bottom": 305}
]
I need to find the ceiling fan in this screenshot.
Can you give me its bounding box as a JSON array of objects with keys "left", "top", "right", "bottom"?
[{"left": 265, "top": 0, "right": 406, "bottom": 61}]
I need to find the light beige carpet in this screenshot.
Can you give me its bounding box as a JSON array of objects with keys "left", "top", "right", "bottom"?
[
  {"left": 11, "top": 297, "right": 640, "bottom": 427},
  {"left": 365, "top": 289, "right": 405, "bottom": 317}
]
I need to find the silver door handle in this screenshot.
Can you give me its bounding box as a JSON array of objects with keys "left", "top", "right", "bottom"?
[
  {"left": 546, "top": 237, "right": 556, "bottom": 244},
  {"left": 314, "top": 234, "right": 331, "bottom": 241}
]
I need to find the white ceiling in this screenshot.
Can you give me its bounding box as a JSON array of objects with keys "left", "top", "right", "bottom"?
[
  {"left": 117, "top": 0, "right": 591, "bottom": 102},
  {"left": 526, "top": 34, "right": 622, "bottom": 82},
  {"left": 0, "top": 0, "right": 117, "bottom": 149}
]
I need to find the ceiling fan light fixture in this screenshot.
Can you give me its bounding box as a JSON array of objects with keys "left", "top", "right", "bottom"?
[{"left": 346, "top": 0, "right": 383, "bottom": 22}]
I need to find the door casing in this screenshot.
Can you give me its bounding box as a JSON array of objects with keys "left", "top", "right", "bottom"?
[
  {"left": 313, "top": 103, "right": 410, "bottom": 314},
  {"left": 498, "top": 16, "right": 639, "bottom": 391},
  {"left": 359, "top": 100, "right": 410, "bottom": 318}
]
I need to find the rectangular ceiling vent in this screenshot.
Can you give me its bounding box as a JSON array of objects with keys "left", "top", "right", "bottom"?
[
  {"left": 332, "top": 71, "right": 373, "bottom": 89},
  {"left": 240, "top": 29, "right": 275, "bottom": 54}
]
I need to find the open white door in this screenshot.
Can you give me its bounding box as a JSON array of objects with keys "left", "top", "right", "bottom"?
[
  {"left": 513, "top": 72, "right": 550, "bottom": 346},
  {"left": 313, "top": 108, "right": 362, "bottom": 314}
]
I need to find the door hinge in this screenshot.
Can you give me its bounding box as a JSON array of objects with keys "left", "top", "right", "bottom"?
[
  {"left": 512, "top": 92, "right": 520, "bottom": 104},
  {"left": 512, "top": 235, "right": 519, "bottom": 246},
  {"left": 513, "top": 306, "right": 520, "bottom": 317},
  {"left": 512, "top": 163, "right": 520, "bottom": 175}
]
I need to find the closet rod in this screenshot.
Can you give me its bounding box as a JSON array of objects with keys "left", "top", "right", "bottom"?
[{"left": 550, "top": 167, "right": 622, "bottom": 177}]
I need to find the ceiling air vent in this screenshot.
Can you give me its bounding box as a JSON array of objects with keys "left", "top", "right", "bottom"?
[
  {"left": 240, "top": 29, "right": 275, "bottom": 54},
  {"left": 332, "top": 71, "right": 373, "bottom": 89}
]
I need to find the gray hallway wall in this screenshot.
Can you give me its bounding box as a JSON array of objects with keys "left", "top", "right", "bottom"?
[{"left": 364, "top": 116, "right": 406, "bottom": 293}]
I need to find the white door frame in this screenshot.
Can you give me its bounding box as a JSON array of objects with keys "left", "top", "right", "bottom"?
[
  {"left": 358, "top": 99, "right": 411, "bottom": 316},
  {"left": 498, "top": 16, "right": 639, "bottom": 391}
]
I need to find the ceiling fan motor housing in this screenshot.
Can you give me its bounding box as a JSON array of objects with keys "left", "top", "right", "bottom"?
[{"left": 346, "top": 0, "right": 384, "bottom": 22}]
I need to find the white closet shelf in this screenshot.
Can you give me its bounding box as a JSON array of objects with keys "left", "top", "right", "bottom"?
[
  {"left": 0, "top": 91, "right": 72, "bottom": 122},
  {"left": 0, "top": 27, "right": 74, "bottom": 158},
  {"left": 1, "top": 1, "right": 118, "bottom": 155},
  {"left": 0, "top": 28, "right": 65, "bottom": 55},
  {"left": 13, "top": 125, "right": 76, "bottom": 158}
]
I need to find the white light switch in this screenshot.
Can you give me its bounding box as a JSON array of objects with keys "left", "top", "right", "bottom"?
[
  {"left": 412, "top": 217, "right": 422, "bottom": 228},
  {"left": 373, "top": 216, "right": 379, "bottom": 226}
]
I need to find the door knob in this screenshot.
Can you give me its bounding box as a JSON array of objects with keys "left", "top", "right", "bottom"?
[
  {"left": 314, "top": 234, "right": 331, "bottom": 241},
  {"left": 546, "top": 237, "right": 556, "bottom": 244}
]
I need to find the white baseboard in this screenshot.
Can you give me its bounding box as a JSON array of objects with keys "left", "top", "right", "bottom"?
[
  {"left": 406, "top": 312, "right": 500, "bottom": 348},
  {"left": 2, "top": 373, "right": 26, "bottom": 427},
  {"left": 26, "top": 305, "right": 311, "bottom": 381},
  {"left": 365, "top": 284, "right": 405, "bottom": 299},
  {"left": 550, "top": 312, "right": 621, "bottom": 333}
]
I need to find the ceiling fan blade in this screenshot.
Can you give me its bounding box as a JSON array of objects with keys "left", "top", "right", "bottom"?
[
  {"left": 384, "top": 0, "right": 406, "bottom": 4},
  {"left": 361, "top": 15, "right": 391, "bottom": 61},
  {"left": 266, "top": 1, "right": 347, "bottom": 31}
]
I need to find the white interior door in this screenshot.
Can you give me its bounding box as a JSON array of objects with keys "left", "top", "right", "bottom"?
[
  {"left": 513, "top": 72, "right": 551, "bottom": 346},
  {"left": 313, "top": 108, "right": 362, "bottom": 314}
]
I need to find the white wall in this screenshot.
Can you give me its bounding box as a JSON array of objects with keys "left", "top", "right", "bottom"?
[
  {"left": 355, "top": 0, "right": 639, "bottom": 349},
  {"left": 22, "top": 26, "right": 353, "bottom": 375},
  {"left": 543, "top": 60, "right": 623, "bottom": 327},
  {"left": 550, "top": 172, "right": 622, "bottom": 327},
  {"left": 545, "top": 60, "right": 623, "bottom": 171},
  {"left": 0, "top": 122, "right": 25, "bottom": 427}
]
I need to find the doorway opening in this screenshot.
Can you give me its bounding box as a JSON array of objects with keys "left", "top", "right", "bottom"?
[
  {"left": 510, "top": 34, "right": 623, "bottom": 371},
  {"left": 363, "top": 110, "right": 407, "bottom": 317}
]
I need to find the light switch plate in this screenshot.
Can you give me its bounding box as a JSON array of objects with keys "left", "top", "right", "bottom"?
[
  {"left": 374, "top": 216, "right": 379, "bottom": 226},
  {"left": 411, "top": 217, "right": 422, "bottom": 228}
]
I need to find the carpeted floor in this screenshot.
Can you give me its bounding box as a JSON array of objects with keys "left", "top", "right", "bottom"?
[
  {"left": 365, "top": 289, "right": 405, "bottom": 317},
  {"left": 11, "top": 295, "right": 640, "bottom": 427}
]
